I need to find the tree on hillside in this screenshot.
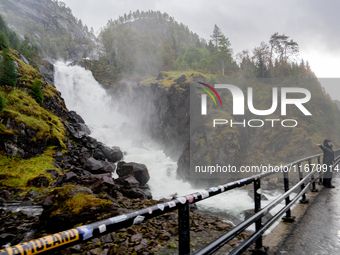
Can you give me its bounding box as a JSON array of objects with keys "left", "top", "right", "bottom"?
[
  {"left": 0, "top": 31, "right": 9, "bottom": 50},
  {"left": 253, "top": 42, "right": 270, "bottom": 77},
  {"left": 100, "top": 27, "right": 115, "bottom": 65},
  {"left": 269, "top": 32, "right": 299, "bottom": 63},
  {"left": 0, "top": 15, "right": 7, "bottom": 34},
  {"left": 215, "top": 35, "right": 232, "bottom": 75},
  {"left": 210, "top": 25, "right": 223, "bottom": 48},
  {"left": 0, "top": 50, "right": 17, "bottom": 87},
  {"left": 31, "top": 79, "right": 43, "bottom": 105},
  {"left": 207, "top": 40, "right": 215, "bottom": 55}
]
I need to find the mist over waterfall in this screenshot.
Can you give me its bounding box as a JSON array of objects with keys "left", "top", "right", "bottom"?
[{"left": 54, "top": 62, "right": 260, "bottom": 219}]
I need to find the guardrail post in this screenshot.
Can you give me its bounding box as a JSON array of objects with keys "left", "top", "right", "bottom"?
[
  {"left": 178, "top": 203, "right": 190, "bottom": 255},
  {"left": 298, "top": 162, "right": 309, "bottom": 204},
  {"left": 282, "top": 169, "right": 295, "bottom": 222},
  {"left": 310, "top": 159, "right": 318, "bottom": 192},
  {"left": 317, "top": 156, "right": 322, "bottom": 185},
  {"left": 250, "top": 178, "right": 268, "bottom": 254}
]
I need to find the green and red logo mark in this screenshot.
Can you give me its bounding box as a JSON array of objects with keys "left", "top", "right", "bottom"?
[{"left": 197, "top": 82, "right": 222, "bottom": 115}]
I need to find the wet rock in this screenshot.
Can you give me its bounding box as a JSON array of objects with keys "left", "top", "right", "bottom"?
[
  {"left": 89, "top": 175, "right": 115, "bottom": 194},
  {"left": 46, "top": 169, "right": 59, "bottom": 179},
  {"left": 102, "top": 162, "right": 116, "bottom": 173},
  {"left": 100, "top": 233, "right": 113, "bottom": 243},
  {"left": 81, "top": 147, "right": 89, "bottom": 153},
  {"left": 158, "top": 231, "right": 171, "bottom": 240},
  {"left": 105, "top": 146, "right": 123, "bottom": 163},
  {"left": 68, "top": 111, "right": 86, "bottom": 124},
  {"left": 27, "top": 176, "right": 50, "bottom": 187},
  {"left": 0, "top": 189, "right": 12, "bottom": 200},
  {"left": 39, "top": 59, "right": 54, "bottom": 85},
  {"left": 139, "top": 186, "right": 152, "bottom": 199},
  {"left": 19, "top": 54, "right": 29, "bottom": 65},
  {"left": 131, "top": 233, "right": 143, "bottom": 243},
  {"left": 90, "top": 248, "right": 108, "bottom": 255},
  {"left": 55, "top": 151, "right": 64, "bottom": 162},
  {"left": 169, "top": 226, "right": 179, "bottom": 235},
  {"left": 174, "top": 74, "right": 187, "bottom": 83},
  {"left": 64, "top": 171, "right": 77, "bottom": 182},
  {"left": 84, "top": 157, "right": 105, "bottom": 173},
  {"left": 111, "top": 232, "right": 119, "bottom": 242},
  {"left": 115, "top": 247, "right": 127, "bottom": 255},
  {"left": 117, "top": 162, "right": 150, "bottom": 186},
  {"left": 40, "top": 195, "right": 54, "bottom": 209},
  {"left": 134, "top": 239, "right": 148, "bottom": 252},
  {"left": 65, "top": 122, "right": 91, "bottom": 139},
  {"left": 121, "top": 188, "right": 150, "bottom": 199},
  {"left": 126, "top": 228, "right": 137, "bottom": 235},
  {"left": 93, "top": 149, "right": 106, "bottom": 161},
  {"left": 124, "top": 176, "right": 139, "bottom": 188},
  {"left": 38, "top": 185, "right": 116, "bottom": 232}
]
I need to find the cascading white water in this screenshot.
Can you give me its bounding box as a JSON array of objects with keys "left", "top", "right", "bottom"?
[{"left": 54, "top": 62, "right": 285, "bottom": 224}]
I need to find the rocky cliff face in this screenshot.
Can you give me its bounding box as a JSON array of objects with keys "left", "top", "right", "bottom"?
[{"left": 0, "top": 0, "right": 95, "bottom": 61}]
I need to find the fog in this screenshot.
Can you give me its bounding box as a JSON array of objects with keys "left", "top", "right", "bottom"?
[{"left": 62, "top": 0, "right": 340, "bottom": 80}]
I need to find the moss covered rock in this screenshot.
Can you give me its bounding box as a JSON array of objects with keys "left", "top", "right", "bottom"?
[{"left": 39, "top": 185, "right": 119, "bottom": 232}]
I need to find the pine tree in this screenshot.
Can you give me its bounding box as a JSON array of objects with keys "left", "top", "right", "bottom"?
[
  {"left": 210, "top": 25, "right": 223, "bottom": 48},
  {"left": 31, "top": 79, "right": 43, "bottom": 105},
  {"left": 216, "top": 35, "right": 232, "bottom": 75},
  {"left": 0, "top": 50, "right": 17, "bottom": 87},
  {"left": 0, "top": 31, "right": 9, "bottom": 50}
]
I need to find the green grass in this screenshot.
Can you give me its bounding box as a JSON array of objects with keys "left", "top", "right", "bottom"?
[
  {"left": 49, "top": 186, "right": 113, "bottom": 216},
  {"left": 0, "top": 146, "right": 58, "bottom": 188},
  {"left": 140, "top": 70, "right": 211, "bottom": 89},
  {"left": 0, "top": 89, "right": 66, "bottom": 148}
]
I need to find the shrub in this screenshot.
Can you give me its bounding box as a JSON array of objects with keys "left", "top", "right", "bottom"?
[
  {"left": 31, "top": 79, "right": 43, "bottom": 104},
  {"left": 0, "top": 50, "right": 17, "bottom": 87}
]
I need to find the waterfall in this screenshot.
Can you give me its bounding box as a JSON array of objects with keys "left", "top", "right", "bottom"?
[{"left": 54, "top": 62, "right": 277, "bottom": 222}]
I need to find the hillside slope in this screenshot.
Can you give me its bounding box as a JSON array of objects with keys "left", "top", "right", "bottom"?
[{"left": 0, "top": 0, "right": 95, "bottom": 60}]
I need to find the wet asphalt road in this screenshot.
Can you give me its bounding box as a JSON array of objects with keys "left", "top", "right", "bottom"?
[{"left": 275, "top": 178, "right": 340, "bottom": 255}]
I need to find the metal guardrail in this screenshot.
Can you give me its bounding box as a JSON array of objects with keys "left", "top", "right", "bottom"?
[{"left": 1, "top": 149, "right": 339, "bottom": 255}]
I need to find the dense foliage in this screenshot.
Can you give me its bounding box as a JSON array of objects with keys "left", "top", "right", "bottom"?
[
  {"left": 0, "top": 15, "right": 40, "bottom": 68},
  {"left": 92, "top": 11, "right": 315, "bottom": 86}
]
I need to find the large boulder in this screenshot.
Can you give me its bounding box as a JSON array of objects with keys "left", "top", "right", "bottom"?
[
  {"left": 27, "top": 176, "right": 50, "bottom": 187},
  {"left": 89, "top": 175, "right": 115, "bottom": 194},
  {"left": 95, "top": 145, "right": 123, "bottom": 163},
  {"left": 39, "top": 185, "right": 118, "bottom": 232},
  {"left": 117, "top": 162, "right": 150, "bottom": 186},
  {"left": 121, "top": 188, "right": 151, "bottom": 199},
  {"left": 124, "top": 176, "right": 139, "bottom": 188},
  {"left": 83, "top": 157, "right": 105, "bottom": 173}
]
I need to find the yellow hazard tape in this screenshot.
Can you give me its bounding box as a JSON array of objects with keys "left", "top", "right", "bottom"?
[{"left": 0, "top": 229, "right": 79, "bottom": 255}]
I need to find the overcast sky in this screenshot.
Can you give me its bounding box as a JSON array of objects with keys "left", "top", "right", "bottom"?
[{"left": 62, "top": 0, "right": 340, "bottom": 97}]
